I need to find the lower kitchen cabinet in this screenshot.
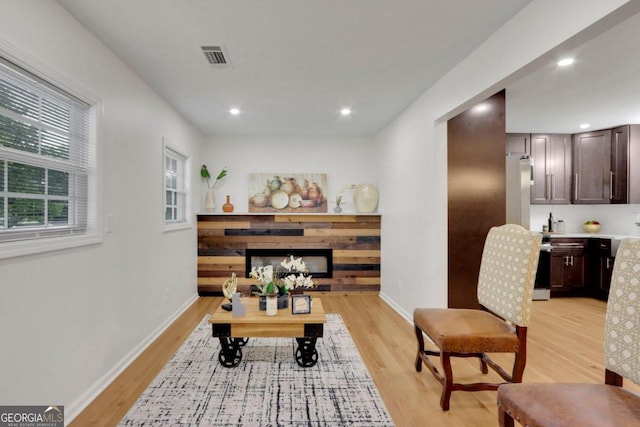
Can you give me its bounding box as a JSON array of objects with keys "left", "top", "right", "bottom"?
[
  {"left": 590, "top": 239, "right": 614, "bottom": 300},
  {"left": 550, "top": 240, "right": 586, "bottom": 295},
  {"left": 546, "top": 237, "right": 614, "bottom": 299}
]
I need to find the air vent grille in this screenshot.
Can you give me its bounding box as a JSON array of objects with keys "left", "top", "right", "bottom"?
[{"left": 201, "top": 45, "right": 231, "bottom": 67}]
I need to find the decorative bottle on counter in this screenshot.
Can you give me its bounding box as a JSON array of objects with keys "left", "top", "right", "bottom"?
[
  {"left": 548, "top": 212, "right": 554, "bottom": 232},
  {"left": 223, "top": 195, "right": 234, "bottom": 213}
]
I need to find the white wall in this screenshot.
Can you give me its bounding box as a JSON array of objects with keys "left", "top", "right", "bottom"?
[
  {"left": 200, "top": 135, "right": 379, "bottom": 213},
  {"left": 531, "top": 204, "right": 640, "bottom": 235},
  {"left": 375, "top": 0, "right": 635, "bottom": 321},
  {"left": 0, "top": 1, "right": 205, "bottom": 420},
  {"left": 0, "top": 0, "right": 636, "bottom": 423}
]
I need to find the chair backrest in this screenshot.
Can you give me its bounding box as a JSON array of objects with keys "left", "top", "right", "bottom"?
[
  {"left": 604, "top": 238, "right": 640, "bottom": 385},
  {"left": 477, "top": 224, "right": 542, "bottom": 327}
]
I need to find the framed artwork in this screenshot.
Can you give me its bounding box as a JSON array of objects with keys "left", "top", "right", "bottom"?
[
  {"left": 291, "top": 294, "right": 312, "bottom": 314},
  {"left": 248, "top": 173, "right": 327, "bottom": 213}
]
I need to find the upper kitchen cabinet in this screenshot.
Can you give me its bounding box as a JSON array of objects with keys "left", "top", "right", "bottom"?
[
  {"left": 572, "top": 130, "right": 611, "bottom": 204},
  {"left": 530, "top": 134, "right": 571, "bottom": 204},
  {"left": 611, "top": 125, "right": 629, "bottom": 203},
  {"left": 506, "top": 133, "right": 530, "bottom": 155},
  {"left": 611, "top": 125, "right": 640, "bottom": 204}
]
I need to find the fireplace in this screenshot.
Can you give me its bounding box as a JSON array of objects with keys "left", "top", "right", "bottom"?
[{"left": 245, "top": 248, "right": 333, "bottom": 278}]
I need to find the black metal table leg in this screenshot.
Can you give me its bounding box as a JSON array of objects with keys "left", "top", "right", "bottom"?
[
  {"left": 295, "top": 337, "right": 318, "bottom": 367},
  {"left": 218, "top": 337, "right": 243, "bottom": 367}
]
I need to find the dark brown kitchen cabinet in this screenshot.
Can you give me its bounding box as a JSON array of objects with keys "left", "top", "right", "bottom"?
[
  {"left": 590, "top": 239, "right": 614, "bottom": 300},
  {"left": 506, "top": 133, "right": 530, "bottom": 155},
  {"left": 611, "top": 125, "right": 640, "bottom": 204},
  {"left": 610, "top": 126, "right": 629, "bottom": 203},
  {"left": 550, "top": 238, "right": 587, "bottom": 296},
  {"left": 530, "top": 134, "right": 571, "bottom": 204},
  {"left": 572, "top": 130, "right": 611, "bottom": 204}
]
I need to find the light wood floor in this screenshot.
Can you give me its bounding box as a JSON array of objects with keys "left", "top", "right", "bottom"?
[{"left": 70, "top": 293, "right": 640, "bottom": 427}]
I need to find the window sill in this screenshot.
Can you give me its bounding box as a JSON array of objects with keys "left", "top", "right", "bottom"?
[
  {"left": 163, "top": 221, "right": 192, "bottom": 233},
  {"left": 0, "top": 233, "right": 102, "bottom": 260}
]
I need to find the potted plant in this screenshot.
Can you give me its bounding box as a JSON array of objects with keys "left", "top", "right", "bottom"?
[
  {"left": 334, "top": 194, "right": 344, "bottom": 213},
  {"left": 249, "top": 256, "right": 316, "bottom": 310},
  {"left": 201, "top": 165, "right": 227, "bottom": 212}
]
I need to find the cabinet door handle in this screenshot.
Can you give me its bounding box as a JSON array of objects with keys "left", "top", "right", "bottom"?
[
  {"left": 610, "top": 171, "right": 614, "bottom": 200},
  {"left": 606, "top": 258, "right": 612, "bottom": 269},
  {"left": 546, "top": 174, "right": 551, "bottom": 200},
  {"left": 574, "top": 173, "right": 579, "bottom": 200},
  {"left": 551, "top": 174, "right": 556, "bottom": 200},
  {"left": 571, "top": 255, "right": 574, "bottom": 267}
]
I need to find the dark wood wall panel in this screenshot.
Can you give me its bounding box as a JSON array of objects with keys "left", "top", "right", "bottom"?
[
  {"left": 447, "top": 90, "right": 506, "bottom": 309},
  {"left": 197, "top": 214, "right": 381, "bottom": 294}
]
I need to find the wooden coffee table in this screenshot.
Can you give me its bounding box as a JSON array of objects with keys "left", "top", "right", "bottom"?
[{"left": 209, "top": 297, "right": 326, "bottom": 368}]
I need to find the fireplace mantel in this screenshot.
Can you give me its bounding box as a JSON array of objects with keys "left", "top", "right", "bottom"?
[{"left": 197, "top": 214, "right": 381, "bottom": 294}]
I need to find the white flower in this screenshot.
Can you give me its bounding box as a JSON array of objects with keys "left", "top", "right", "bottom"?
[
  {"left": 249, "top": 265, "right": 273, "bottom": 284},
  {"left": 282, "top": 255, "right": 306, "bottom": 273},
  {"left": 284, "top": 274, "right": 297, "bottom": 290},
  {"left": 251, "top": 256, "right": 316, "bottom": 293}
]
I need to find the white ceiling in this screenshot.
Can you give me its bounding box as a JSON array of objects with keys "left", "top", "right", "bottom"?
[
  {"left": 54, "top": 0, "right": 640, "bottom": 138},
  {"left": 506, "top": 9, "right": 640, "bottom": 134},
  {"left": 55, "top": 0, "right": 531, "bottom": 137}
]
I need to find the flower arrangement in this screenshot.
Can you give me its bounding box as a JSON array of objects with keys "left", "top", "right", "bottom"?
[{"left": 250, "top": 256, "right": 316, "bottom": 296}]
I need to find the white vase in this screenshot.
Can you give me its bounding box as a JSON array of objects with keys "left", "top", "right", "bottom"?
[
  {"left": 353, "top": 184, "right": 379, "bottom": 213},
  {"left": 204, "top": 189, "right": 216, "bottom": 213}
]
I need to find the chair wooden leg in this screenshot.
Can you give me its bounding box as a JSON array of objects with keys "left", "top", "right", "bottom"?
[
  {"left": 511, "top": 326, "right": 527, "bottom": 383},
  {"left": 440, "top": 352, "right": 453, "bottom": 411},
  {"left": 605, "top": 369, "right": 624, "bottom": 386},
  {"left": 414, "top": 324, "right": 425, "bottom": 372},
  {"left": 498, "top": 407, "right": 515, "bottom": 427},
  {"left": 479, "top": 355, "right": 488, "bottom": 374}
]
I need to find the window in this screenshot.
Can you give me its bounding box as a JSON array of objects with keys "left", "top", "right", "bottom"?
[
  {"left": 164, "top": 145, "right": 188, "bottom": 226},
  {"left": 0, "top": 57, "right": 95, "bottom": 248}
]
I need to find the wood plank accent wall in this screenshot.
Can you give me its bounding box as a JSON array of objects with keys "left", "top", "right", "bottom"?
[{"left": 197, "top": 214, "right": 381, "bottom": 295}]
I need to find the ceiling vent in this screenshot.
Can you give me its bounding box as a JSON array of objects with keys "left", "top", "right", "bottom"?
[{"left": 201, "top": 45, "right": 232, "bottom": 68}]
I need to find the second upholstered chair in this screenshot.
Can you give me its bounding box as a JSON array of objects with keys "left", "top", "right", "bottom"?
[
  {"left": 496, "top": 237, "right": 640, "bottom": 426},
  {"left": 413, "top": 224, "right": 541, "bottom": 410}
]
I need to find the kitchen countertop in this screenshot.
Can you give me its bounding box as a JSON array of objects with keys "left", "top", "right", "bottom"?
[
  {"left": 538, "top": 232, "right": 636, "bottom": 255},
  {"left": 542, "top": 232, "right": 634, "bottom": 240}
]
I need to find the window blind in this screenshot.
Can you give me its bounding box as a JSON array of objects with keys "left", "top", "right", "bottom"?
[{"left": 0, "top": 57, "right": 93, "bottom": 243}]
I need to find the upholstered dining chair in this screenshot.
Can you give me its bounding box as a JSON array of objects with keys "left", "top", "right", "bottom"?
[
  {"left": 496, "top": 237, "right": 640, "bottom": 427},
  {"left": 413, "top": 224, "right": 541, "bottom": 410}
]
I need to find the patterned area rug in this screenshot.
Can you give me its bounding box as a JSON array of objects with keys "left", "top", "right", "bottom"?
[{"left": 119, "top": 314, "right": 395, "bottom": 426}]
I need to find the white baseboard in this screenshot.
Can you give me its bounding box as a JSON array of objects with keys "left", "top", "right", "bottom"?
[
  {"left": 65, "top": 293, "right": 199, "bottom": 425},
  {"left": 378, "top": 291, "right": 412, "bottom": 325}
]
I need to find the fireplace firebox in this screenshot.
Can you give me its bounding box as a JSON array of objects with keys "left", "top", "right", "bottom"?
[{"left": 245, "top": 249, "right": 333, "bottom": 278}]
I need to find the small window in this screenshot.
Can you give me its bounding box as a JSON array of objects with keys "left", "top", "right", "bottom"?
[{"left": 164, "top": 145, "right": 188, "bottom": 226}]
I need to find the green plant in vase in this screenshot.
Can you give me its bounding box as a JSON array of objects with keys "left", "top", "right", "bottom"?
[{"left": 201, "top": 165, "right": 228, "bottom": 212}]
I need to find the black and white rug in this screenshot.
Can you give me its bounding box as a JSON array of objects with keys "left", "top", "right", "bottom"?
[{"left": 119, "top": 314, "right": 395, "bottom": 426}]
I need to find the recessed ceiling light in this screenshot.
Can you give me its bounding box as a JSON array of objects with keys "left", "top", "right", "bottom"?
[
  {"left": 340, "top": 108, "right": 352, "bottom": 116},
  {"left": 229, "top": 108, "right": 240, "bottom": 115},
  {"left": 557, "top": 58, "right": 574, "bottom": 67},
  {"left": 579, "top": 123, "right": 590, "bottom": 129}
]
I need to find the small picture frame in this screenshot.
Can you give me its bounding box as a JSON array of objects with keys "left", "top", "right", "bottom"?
[{"left": 291, "top": 294, "right": 312, "bottom": 314}]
